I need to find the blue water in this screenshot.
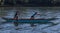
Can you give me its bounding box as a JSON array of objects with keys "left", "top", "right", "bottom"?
[{"left": 0, "top": 7, "right": 60, "bottom": 33}]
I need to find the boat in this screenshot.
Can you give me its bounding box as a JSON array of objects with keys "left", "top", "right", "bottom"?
[{"left": 2, "top": 11, "right": 57, "bottom": 24}]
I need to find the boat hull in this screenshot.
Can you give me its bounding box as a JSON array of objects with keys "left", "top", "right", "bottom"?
[
  {"left": 2, "top": 17, "right": 56, "bottom": 24},
  {"left": 6, "top": 19, "right": 53, "bottom": 24}
]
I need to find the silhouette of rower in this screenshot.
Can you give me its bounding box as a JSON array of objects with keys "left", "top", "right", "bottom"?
[
  {"left": 30, "top": 12, "right": 37, "bottom": 27},
  {"left": 14, "top": 11, "right": 19, "bottom": 27}
]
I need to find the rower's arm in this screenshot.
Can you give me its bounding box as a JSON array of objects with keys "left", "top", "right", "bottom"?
[{"left": 30, "top": 12, "right": 37, "bottom": 19}]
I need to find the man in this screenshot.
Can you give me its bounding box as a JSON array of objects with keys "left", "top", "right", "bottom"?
[
  {"left": 13, "top": 11, "right": 20, "bottom": 30},
  {"left": 30, "top": 12, "right": 37, "bottom": 27}
]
